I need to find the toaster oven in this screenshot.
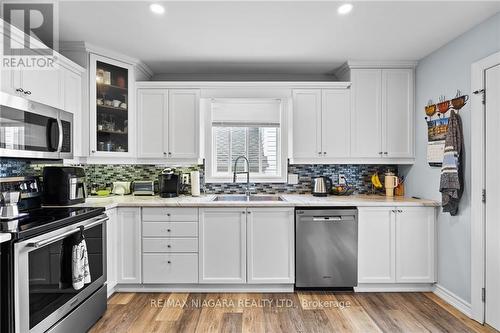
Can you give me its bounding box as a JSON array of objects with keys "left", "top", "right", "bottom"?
[{"left": 132, "top": 181, "right": 155, "bottom": 196}]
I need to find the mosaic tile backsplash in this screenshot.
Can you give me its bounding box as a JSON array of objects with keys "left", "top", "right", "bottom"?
[{"left": 1, "top": 158, "right": 397, "bottom": 195}]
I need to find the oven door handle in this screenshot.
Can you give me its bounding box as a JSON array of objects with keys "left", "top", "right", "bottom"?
[{"left": 27, "top": 215, "right": 108, "bottom": 248}]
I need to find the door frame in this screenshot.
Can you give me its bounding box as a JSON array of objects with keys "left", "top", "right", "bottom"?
[{"left": 471, "top": 50, "right": 500, "bottom": 323}]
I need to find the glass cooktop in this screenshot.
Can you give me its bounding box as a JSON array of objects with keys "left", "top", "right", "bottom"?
[{"left": 0, "top": 206, "right": 105, "bottom": 240}]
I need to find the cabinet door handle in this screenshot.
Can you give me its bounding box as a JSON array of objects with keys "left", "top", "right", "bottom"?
[
  {"left": 166, "top": 229, "right": 171, "bottom": 232},
  {"left": 378, "top": 152, "right": 383, "bottom": 155},
  {"left": 163, "top": 152, "right": 167, "bottom": 155},
  {"left": 15, "top": 88, "right": 24, "bottom": 93},
  {"left": 318, "top": 152, "right": 322, "bottom": 155},
  {"left": 247, "top": 211, "right": 251, "bottom": 214},
  {"left": 398, "top": 209, "right": 403, "bottom": 213},
  {"left": 91, "top": 150, "right": 96, "bottom": 153},
  {"left": 242, "top": 211, "right": 246, "bottom": 214},
  {"left": 167, "top": 261, "right": 171, "bottom": 264},
  {"left": 168, "top": 152, "right": 172, "bottom": 155},
  {"left": 166, "top": 213, "right": 171, "bottom": 217},
  {"left": 167, "top": 244, "right": 171, "bottom": 248},
  {"left": 323, "top": 152, "right": 327, "bottom": 155},
  {"left": 24, "top": 90, "right": 31, "bottom": 95},
  {"left": 383, "top": 152, "right": 388, "bottom": 155}
]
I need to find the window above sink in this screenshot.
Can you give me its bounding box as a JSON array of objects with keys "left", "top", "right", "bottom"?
[{"left": 204, "top": 98, "right": 289, "bottom": 184}]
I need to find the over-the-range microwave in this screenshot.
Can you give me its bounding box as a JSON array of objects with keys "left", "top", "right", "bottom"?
[{"left": 0, "top": 91, "right": 73, "bottom": 160}]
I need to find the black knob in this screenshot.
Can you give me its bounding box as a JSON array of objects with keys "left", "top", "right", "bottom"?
[
  {"left": 167, "top": 213, "right": 171, "bottom": 216},
  {"left": 167, "top": 245, "right": 171, "bottom": 248},
  {"left": 167, "top": 229, "right": 171, "bottom": 232},
  {"left": 167, "top": 261, "right": 171, "bottom": 264}
]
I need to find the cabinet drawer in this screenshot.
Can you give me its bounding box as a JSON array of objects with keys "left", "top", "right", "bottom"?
[
  {"left": 143, "top": 222, "right": 198, "bottom": 237},
  {"left": 143, "top": 253, "right": 198, "bottom": 284},
  {"left": 143, "top": 238, "right": 198, "bottom": 253},
  {"left": 142, "top": 208, "right": 198, "bottom": 222}
]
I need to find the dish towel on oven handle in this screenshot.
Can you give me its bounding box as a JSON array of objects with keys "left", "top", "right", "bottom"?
[
  {"left": 72, "top": 227, "right": 91, "bottom": 290},
  {"left": 439, "top": 110, "right": 464, "bottom": 216}
]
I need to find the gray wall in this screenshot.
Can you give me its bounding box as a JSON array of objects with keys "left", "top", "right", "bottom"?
[{"left": 405, "top": 12, "right": 500, "bottom": 303}]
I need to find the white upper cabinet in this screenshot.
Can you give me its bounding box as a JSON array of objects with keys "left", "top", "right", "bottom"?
[
  {"left": 292, "top": 87, "right": 351, "bottom": 163},
  {"left": 292, "top": 89, "right": 322, "bottom": 160},
  {"left": 137, "top": 89, "right": 167, "bottom": 158},
  {"left": 136, "top": 86, "right": 200, "bottom": 161},
  {"left": 247, "top": 208, "right": 294, "bottom": 284},
  {"left": 383, "top": 69, "right": 414, "bottom": 159},
  {"left": 168, "top": 89, "right": 200, "bottom": 159},
  {"left": 348, "top": 65, "right": 415, "bottom": 162},
  {"left": 350, "top": 69, "right": 383, "bottom": 159},
  {"left": 19, "top": 66, "right": 63, "bottom": 108},
  {"left": 322, "top": 89, "right": 351, "bottom": 158},
  {"left": 89, "top": 54, "right": 135, "bottom": 158}
]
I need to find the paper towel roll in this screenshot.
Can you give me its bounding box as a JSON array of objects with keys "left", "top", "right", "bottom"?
[{"left": 190, "top": 171, "right": 200, "bottom": 197}]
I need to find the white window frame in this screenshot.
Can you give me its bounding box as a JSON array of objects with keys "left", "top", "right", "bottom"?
[{"left": 204, "top": 98, "right": 289, "bottom": 183}]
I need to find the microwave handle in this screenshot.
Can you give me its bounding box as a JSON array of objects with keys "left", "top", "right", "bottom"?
[
  {"left": 46, "top": 119, "right": 58, "bottom": 152},
  {"left": 56, "top": 118, "right": 63, "bottom": 152}
]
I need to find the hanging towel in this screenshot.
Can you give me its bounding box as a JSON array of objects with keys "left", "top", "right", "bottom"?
[
  {"left": 72, "top": 230, "right": 91, "bottom": 290},
  {"left": 439, "top": 110, "right": 464, "bottom": 216},
  {"left": 59, "top": 236, "right": 74, "bottom": 289}
]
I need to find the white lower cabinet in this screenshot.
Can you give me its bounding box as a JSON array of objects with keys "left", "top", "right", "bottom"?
[
  {"left": 116, "top": 208, "right": 142, "bottom": 284},
  {"left": 199, "top": 208, "right": 247, "bottom": 283},
  {"left": 358, "top": 206, "right": 436, "bottom": 285},
  {"left": 199, "top": 207, "right": 294, "bottom": 285},
  {"left": 106, "top": 208, "right": 118, "bottom": 295},
  {"left": 142, "top": 208, "right": 199, "bottom": 284},
  {"left": 395, "top": 207, "right": 436, "bottom": 283},
  {"left": 358, "top": 207, "right": 396, "bottom": 283},
  {"left": 247, "top": 208, "right": 294, "bottom": 284},
  {"left": 143, "top": 253, "right": 198, "bottom": 284}
]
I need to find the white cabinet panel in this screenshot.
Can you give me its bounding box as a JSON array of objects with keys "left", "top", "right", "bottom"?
[
  {"left": 199, "top": 208, "right": 246, "bottom": 283},
  {"left": 105, "top": 208, "right": 117, "bottom": 295},
  {"left": 383, "top": 69, "right": 414, "bottom": 158},
  {"left": 116, "top": 208, "right": 142, "bottom": 284},
  {"left": 142, "top": 207, "right": 198, "bottom": 222},
  {"left": 143, "top": 238, "right": 198, "bottom": 253},
  {"left": 168, "top": 89, "right": 200, "bottom": 159},
  {"left": 292, "top": 89, "right": 322, "bottom": 160},
  {"left": 247, "top": 208, "right": 294, "bottom": 284},
  {"left": 350, "top": 69, "right": 383, "bottom": 158},
  {"left": 395, "top": 207, "right": 435, "bottom": 283},
  {"left": 20, "top": 67, "right": 62, "bottom": 109},
  {"left": 143, "top": 222, "right": 198, "bottom": 238},
  {"left": 143, "top": 253, "right": 198, "bottom": 284},
  {"left": 358, "top": 207, "right": 396, "bottom": 283},
  {"left": 137, "top": 89, "right": 167, "bottom": 158},
  {"left": 322, "top": 89, "right": 351, "bottom": 158},
  {"left": 63, "top": 68, "right": 82, "bottom": 156}
]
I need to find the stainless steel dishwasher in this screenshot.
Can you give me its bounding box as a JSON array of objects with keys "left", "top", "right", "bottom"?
[{"left": 295, "top": 208, "right": 358, "bottom": 288}]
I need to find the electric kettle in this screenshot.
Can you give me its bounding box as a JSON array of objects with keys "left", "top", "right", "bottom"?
[{"left": 311, "top": 177, "right": 332, "bottom": 197}]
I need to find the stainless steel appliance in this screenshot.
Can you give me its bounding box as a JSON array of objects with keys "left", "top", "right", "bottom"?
[
  {"left": 0, "top": 92, "right": 73, "bottom": 159},
  {"left": 295, "top": 208, "right": 358, "bottom": 288},
  {"left": 158, "top": 168, "right": 180, "bottom": 198},
  {"left": 42, "top": 166, "right": 87, "bottom": 206},
  {"left": 132, "top": 181, "right": 155, "bottom": 196},
  {"left": 0, "top": 191, "right": 22, "bottom": 220},
  {"left": 311, "top": 176, "right": 332, "bottom": 197},
  {"left": 0, "top": 177, "right": 107, "bottom": 333}
]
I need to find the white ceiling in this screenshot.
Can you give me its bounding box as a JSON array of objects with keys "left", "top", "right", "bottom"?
[{"left": 58, "top": 1, "right": 500, "bottom": 75}]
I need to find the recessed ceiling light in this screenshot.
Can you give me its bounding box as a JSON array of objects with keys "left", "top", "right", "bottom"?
[
  {"left": 337, "top": 3, "right": 353, "bottom": 15},
  {"left": 150, "top": 3, "right": 165, "bottom": 15}
]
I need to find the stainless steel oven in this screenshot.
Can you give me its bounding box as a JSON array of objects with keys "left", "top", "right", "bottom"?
[
  {"left": 0, "top": 92, "right": 73, "bottom": 159},
  {"left": 14, "top": 214, "right": 107, "bottom": 333}
]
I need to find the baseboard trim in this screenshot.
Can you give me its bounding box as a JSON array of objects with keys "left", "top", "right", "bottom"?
[
  {"left": 355, "top": 283, "right": 435, "bottom": 292},
  {"left": 115, "top": 283, "right": 294, "bottom": 293},
  {"left": 433, "top": 284, "right": 472, "bottom": 318}
]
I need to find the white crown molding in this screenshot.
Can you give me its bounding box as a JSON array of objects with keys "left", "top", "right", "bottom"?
[
  {"left": 135, "top": 81, "right": 351, "bottom": 89},
  {"left": 335, "top": 60, "right": 418, "bottom": 73},
  {"left": 59, "top": 41, "right": 154, "bottom": 78}
]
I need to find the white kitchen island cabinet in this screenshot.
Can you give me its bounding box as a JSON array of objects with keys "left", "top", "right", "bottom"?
[
  {"left": 198, "top": 208, "right": 247, "bottom": 284},
  {"left": 247, "top": 208, "right": 295, "bottom": 284},
  {"left": 116, "top": 207, "right": 142, "bottom": 284},
  {"left": 357, "top": 206, "right": 436, "bottom": 291}
]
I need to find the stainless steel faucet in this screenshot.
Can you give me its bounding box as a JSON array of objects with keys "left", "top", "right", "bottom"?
[{"left": 233, "top": 155, "right": 251, "bottom": 197}]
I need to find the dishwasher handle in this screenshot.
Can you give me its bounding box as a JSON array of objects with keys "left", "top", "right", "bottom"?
[{"left": 312, "top": 216, "right": 343, "bottom": 222}]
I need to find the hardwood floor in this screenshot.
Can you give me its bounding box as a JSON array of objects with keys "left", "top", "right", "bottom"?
[{"left": 90, "top": 292, "right": 498, "bottom": 333}]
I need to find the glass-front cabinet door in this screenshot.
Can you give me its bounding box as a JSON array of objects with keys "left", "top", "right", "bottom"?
[{"left": 89, "top": 54, "right": 134, "bottom": 157}]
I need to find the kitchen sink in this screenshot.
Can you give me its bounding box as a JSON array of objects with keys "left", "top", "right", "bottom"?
[{"left": 213, "top": 195, "right": 284, "bottom": 202}]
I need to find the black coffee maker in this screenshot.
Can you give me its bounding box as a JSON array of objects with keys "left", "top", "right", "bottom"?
[{"left": 158, "top": 168, "right": 180, "bottom": 198}]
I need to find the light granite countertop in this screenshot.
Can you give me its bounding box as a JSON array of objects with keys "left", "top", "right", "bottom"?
[{"left": 71, "top": 194, "right": 439, "bottom": 210}]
